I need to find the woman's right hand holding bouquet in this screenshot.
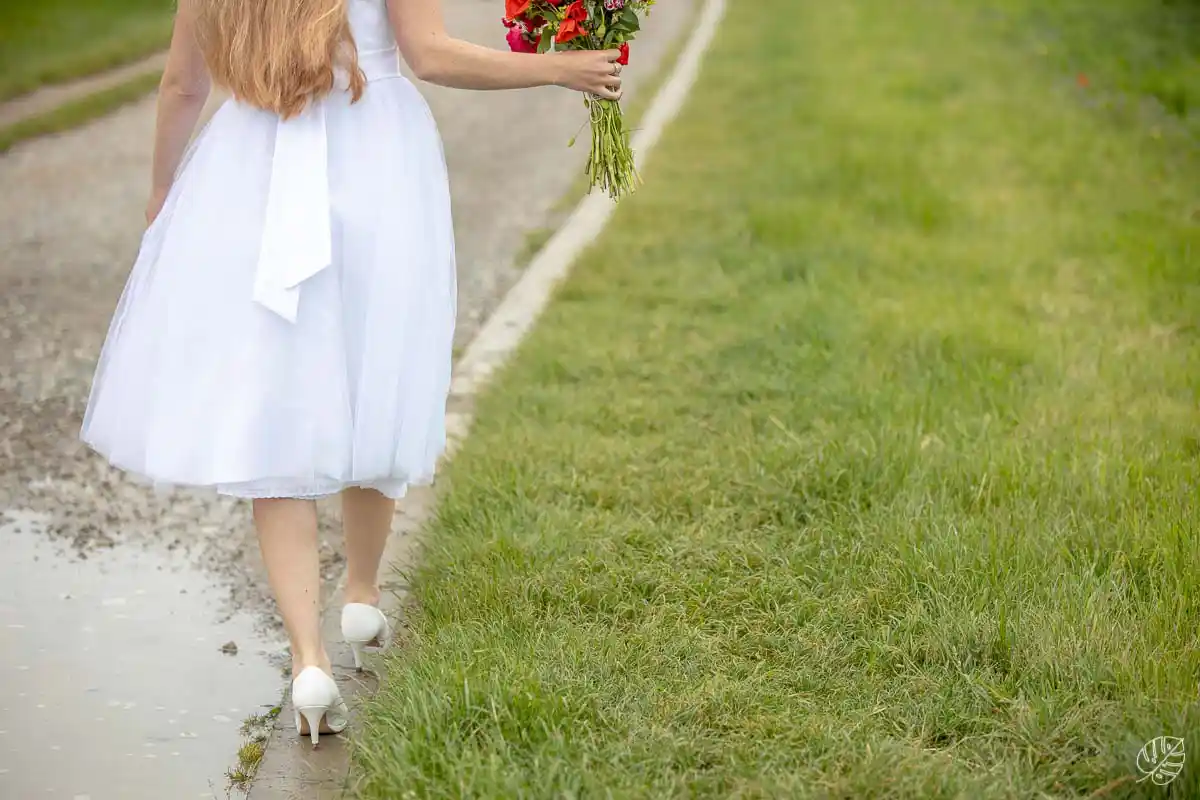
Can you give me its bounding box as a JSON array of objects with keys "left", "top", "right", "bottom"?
[{"left": 549, "top": 48, "right": 625, "bottom": 101}]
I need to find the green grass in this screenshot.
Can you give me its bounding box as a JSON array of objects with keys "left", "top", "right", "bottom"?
[
  {"left": 226, "top": 706, "right": 280, "bottom": 791},
  {"left": 353, "top": 0, "right": 1200, "bottom": 796},
  {"left": 0, "top": 70, "right": 161, "bottom": 154},
  {"left": 0, "top": 0, "right": 173, "bottom": 102},
  {"left": 986, "top": 0, "right": 1200, "bottom": 137}
]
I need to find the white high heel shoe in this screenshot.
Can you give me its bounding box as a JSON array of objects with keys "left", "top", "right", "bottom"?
[
  {"left": 341, "top": 603, "right": 392, "bottom": 671},
  {"left": 290, "top": 666, "right": 349, "bottom": 746}
]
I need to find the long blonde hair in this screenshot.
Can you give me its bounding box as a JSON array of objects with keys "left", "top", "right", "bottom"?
[{"left": 194, "top": 0, "right": 366, "bottom": 119}]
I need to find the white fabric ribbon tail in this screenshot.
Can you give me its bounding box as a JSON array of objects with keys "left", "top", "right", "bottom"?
[{"left": 252, "top": 103, "right": 332, "bottom": 323}]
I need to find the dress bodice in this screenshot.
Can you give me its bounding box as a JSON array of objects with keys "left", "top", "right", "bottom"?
[{"left": 348, "top": 0, "right": 397, "bottom": 55}]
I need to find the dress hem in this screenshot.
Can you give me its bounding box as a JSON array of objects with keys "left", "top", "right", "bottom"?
[{"left": 81, "top": 439, "right": 436, "bottom": 502}]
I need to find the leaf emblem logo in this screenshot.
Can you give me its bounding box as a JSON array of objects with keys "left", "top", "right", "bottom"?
[{"left": 1136, "top": 736, "right": 1186, "bottom": 786}]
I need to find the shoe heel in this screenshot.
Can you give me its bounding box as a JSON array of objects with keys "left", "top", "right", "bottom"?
[
  {"left": 349, "top": 641, "right": 365, "bottom": 671},
  {"left": 297, "top": 706, "right": 326, "bottom": 746},
  {"left": 342, "top": 604, "right": 390, "bottom": 670},
  {"left": 379, "top": 619, "right": 393, "bottom": 652}
]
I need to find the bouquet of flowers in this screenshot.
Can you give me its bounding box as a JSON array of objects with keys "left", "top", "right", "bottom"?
[{"left": 504, "top": 0, "right": 655, "bottom": 200}]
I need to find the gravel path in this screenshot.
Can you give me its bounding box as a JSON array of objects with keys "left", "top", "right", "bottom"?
[{"left": 0, "top": 1, "right": 694, "bottom": 797}]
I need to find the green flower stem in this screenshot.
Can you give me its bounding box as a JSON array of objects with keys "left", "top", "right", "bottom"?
[{"left": 585, "top": 96, "right": 640, "bottom": 200}]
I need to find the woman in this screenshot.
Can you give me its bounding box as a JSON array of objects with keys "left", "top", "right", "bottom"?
[{"left": 81, "top": 0, "right": 623, "bottom": 745}]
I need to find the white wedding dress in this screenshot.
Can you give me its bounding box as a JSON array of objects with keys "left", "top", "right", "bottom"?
[{"left": 81, "top": 0, "right": 456, "bottom": 499}]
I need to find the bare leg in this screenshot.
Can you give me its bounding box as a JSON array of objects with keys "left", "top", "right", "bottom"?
[
  {"left": 340, "top": 487, "right": 395, "bottom": 606},
  {"left": 252, "top": 498, "right": 330, "bottom": 678}
]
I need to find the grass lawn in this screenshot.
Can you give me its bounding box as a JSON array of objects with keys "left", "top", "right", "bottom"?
[
  {"left": 988, "top": 0, "right": 1200, "bottom": 138},
  {"left": 0, "top": 0, "right": 173, "bottom": 102},
  {"left": 353, "top": 0, "right": 1200, "bottom": 796}
]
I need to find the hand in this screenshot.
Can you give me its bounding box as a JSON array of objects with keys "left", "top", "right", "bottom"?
[
  {"left": 145, "top": 187, "right": 169, "bottom": 226},
  {"left": 550, "top": 49, "right": 624, "bottom": 101}
]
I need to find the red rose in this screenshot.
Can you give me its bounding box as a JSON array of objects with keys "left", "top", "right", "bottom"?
[
  {"left": 505, "top": 0, "right": 531, "bottom": 22},
  {"left": 617, "top": 42, "right": 629, "bottom": 65},
  {"left": 555, "top": 0, "right": 588, "bottom": 44}
]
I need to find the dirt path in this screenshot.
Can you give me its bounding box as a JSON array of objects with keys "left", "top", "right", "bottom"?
[
  {"left": 0, "top": 52, "right": 167, "bottom": 130},
  {"left": 0, "top": 1, "right": 694, "bottom": 797}
]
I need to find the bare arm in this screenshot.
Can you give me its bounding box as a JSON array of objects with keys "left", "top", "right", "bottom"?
[
  {"left": 387, "top": 0, "right": 622, "bottom": 96},
  {"left": 147, "top": 0, "right": 211, "bottom": 223}
]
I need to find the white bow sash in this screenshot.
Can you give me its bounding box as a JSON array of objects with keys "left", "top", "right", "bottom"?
[
  {"left": 252, "top": 103, "right": 331, "bottom": 323},
  {"left": 252, "top": 47, "right": 402, "bottom": 323}
]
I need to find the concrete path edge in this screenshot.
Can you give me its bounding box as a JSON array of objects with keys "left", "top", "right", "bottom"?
[{"left": 247, "top": 0, "right": 728, "bottom": 795}]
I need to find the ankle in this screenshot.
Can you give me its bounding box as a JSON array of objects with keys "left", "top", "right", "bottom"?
[
  {"left": 343, "top": 585, "right": 381, "bottom": 607},
  {"left": 291, "top": 650, "right": 332, "bottom": 679}
]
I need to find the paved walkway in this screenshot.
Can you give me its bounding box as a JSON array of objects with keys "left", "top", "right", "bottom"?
[{"left": 0, "top": 2, "right": 694, "bottom": 798}]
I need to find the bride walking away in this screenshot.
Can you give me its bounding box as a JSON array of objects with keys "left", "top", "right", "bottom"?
[{"left": 81, "top": 0, "right": 624, "bottom": 745}]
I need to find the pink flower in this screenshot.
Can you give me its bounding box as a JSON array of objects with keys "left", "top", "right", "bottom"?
[
  {"left": 604, "top": 0, "right": 625, "bottom": 10},
  {"left": 506, "top": 25, "right": 539, "bottom": 54}
]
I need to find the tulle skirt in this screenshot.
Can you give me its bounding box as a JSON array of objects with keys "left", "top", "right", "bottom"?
[{"left": 81, "top": 77, "right": 456, "bottom": 499}]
